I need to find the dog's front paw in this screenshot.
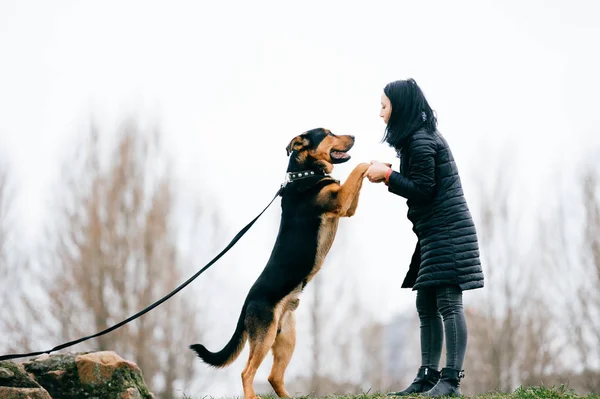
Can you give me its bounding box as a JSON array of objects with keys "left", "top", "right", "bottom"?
[{"left": 356, "top": 162, "right": 371, "bottom": 175}]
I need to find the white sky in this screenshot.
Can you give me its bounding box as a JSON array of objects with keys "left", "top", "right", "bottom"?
[{"left": 1, "top": 0, "right": 600, "bottom": 396}]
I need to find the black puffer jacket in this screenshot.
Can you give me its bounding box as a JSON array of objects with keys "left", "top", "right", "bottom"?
[{"left": 387, "top": 129, "right": 484, "bottom": 291}]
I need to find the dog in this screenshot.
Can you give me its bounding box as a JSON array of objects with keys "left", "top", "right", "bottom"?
[{"left": 190, "top": 128, "right": 370, "bottom": 399}]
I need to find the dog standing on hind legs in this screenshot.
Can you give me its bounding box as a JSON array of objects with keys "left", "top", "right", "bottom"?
[{"left": 190, "top": 128, "right": 371, "bottom": 399}]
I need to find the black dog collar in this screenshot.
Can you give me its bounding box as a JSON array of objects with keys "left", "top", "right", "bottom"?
[{"left": 283, "top": 169, "right": 327, "bottom": 187}]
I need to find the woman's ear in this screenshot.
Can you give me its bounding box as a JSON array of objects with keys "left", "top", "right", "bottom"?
[{"left": 286, "top": 134, "right": 310, "bottom": 156}]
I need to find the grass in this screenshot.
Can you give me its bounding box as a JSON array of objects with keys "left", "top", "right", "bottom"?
[{"left": 181, "top": 386, "right": 600, "bottom": 399}]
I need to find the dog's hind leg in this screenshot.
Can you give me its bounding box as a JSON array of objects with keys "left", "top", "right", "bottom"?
[
  {"left": 268, "top": 307, "right": 297, "bottom": 397},
  {"left": 242, "top": 303, "right": 279, "bottom": 399}
]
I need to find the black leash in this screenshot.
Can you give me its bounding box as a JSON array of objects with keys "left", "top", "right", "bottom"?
[{"left": 0, "top": 185, "right": 284, "bottom": 362}]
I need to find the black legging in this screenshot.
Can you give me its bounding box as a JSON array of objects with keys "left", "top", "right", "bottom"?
[{"left": 416, "top": 285, "right": 467, "bottom": 370}]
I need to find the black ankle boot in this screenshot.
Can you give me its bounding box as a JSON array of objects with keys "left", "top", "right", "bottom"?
[
  {"left": 423, "top": 368, "right": 464, "bottom": 397},
  {"left": 387, "top": 366, "right": 440, "bottom": 396}
]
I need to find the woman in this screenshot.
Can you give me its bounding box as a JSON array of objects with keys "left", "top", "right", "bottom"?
[{"left": 365, "top": 78, "right": 484, "bottom": 397}]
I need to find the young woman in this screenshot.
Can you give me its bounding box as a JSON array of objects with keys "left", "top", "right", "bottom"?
[{"left": 365, "top": 78, "right": 484, "bottom": 397}]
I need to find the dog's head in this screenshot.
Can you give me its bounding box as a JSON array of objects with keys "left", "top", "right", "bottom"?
[{"left": 285, "top": 128, "right": 355, "bottom": 173}]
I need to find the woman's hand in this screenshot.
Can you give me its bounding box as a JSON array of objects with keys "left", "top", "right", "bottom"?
[{"left": 365, "top": 161, "right": 391, "bottom": 183}]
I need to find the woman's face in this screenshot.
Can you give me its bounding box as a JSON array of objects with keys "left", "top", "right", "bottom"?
[{"left": 380, "top": 92, "right": 392, "bottom": 125}]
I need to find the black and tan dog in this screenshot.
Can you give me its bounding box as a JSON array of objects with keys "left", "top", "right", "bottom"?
[{"left": 190, "top": 128, "right": 370, "bottom": 399}]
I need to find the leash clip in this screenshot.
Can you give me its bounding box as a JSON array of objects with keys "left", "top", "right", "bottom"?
[{"left": 282, "top": 173, "right": 291, "bottom": 188}]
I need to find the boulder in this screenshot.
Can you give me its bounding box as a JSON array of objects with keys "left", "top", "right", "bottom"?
[
  {"left": 0, "top": 351, "right": 153, "bottom": 399},
  {"left": 0, "top": 360, "right": 52, "bottom": 399}
]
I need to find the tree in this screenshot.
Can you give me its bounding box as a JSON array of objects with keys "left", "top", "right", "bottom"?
[
  {"left": 553, "top": 162, "right": 600, "bottom": 393},
  {"left": 525, "top": 155, "right": 600, "bottom": 394},
  {"left": 44, "top": 119, "right": 213, "bottom": 398},
  {"left": 0, "top": 162, "right": 42, "bottom": 355},
  {"left": 576, "top": 165, "right": 600, "bottom": 378},
  {"left": 463, "top": 160, "right": 559, "bottom": 394},
  {"left": 305, "top": 225, "right": 373, "bottom": 395}
]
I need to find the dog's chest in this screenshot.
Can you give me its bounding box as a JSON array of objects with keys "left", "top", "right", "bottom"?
[{"left": 304, "top": 215, "right": 339, "bottom": 284}]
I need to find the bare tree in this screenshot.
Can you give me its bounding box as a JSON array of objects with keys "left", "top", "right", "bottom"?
[
  {"left": 44, "top": 119, "right": 212, "bottom": 398},
  {"left": 0, "top": 164, "right": 14, "bottom": 303},
  {"left": 0, "top": 163, "right": 43, "bottom": 355},
  {"left": 556, "top": 163, "right": 600, "bottom": 393},
  {"left": 0, "top": 163, "right": 11, "bottom": 277},
  {"left": 578, "top": 166, "right": 600, "bottom": 373},
  {"left": 359, "top": 319, "right": 386, "bottom": 391},
  {"left": 0, "top": 163, "right": 20, "bottom": 351},
  {"left": 305, "top": 226, "right": 369, "bottom": 396},
  {"left": 463, "top": 159, "right": 560, "bottom": 394},
  {"left": 465, "top": 163, "right": 524, "bottom": 392}
]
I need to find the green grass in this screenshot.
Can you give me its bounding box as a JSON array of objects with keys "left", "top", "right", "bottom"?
[{"left": 181, "top": 386, "right": 600, "bottom": 399}]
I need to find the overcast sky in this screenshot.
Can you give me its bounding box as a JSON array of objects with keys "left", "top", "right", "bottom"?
[{"left": 1, "top": 0, "right": 599, "bottom": 396}]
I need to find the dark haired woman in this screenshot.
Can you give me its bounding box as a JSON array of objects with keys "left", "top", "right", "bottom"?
[{"left": 365, "top": 78, "right": 484, "bottom": 397}]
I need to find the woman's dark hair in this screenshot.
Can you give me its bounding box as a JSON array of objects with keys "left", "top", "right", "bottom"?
[{"left": 382, "top": 78, "right": 437, "bottom": 149}]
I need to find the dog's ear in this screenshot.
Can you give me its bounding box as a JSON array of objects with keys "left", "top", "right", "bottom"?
[{"left": 286, "top": 134, "right": 310, "bottom": 156}]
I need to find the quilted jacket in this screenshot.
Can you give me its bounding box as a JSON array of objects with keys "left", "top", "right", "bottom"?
[{"left": 387, "top": 129, "right": 484, "bottom": 291}]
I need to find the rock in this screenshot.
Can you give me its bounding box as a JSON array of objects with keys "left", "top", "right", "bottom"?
[
  {"left": 21, "top": 352, "right": 79, "bottom": 397},
  {"left": 1, "top": 351, "right": 154, "bottom": 398},
  {"left": 0, "top": 386, "right": 53, "bottom": 399},
  {"left": 33, "top": 354, "right": 50, "bottom": 362},
  {"left": 0, "top": 361, "right": 52, "bottom": 399},
  {"left": 0, "top": 367, "right": 15, "bottom": 379},
  {"left": 120, "top": 386, "right": 143, "bottom": 399},
  {"left": 75, "top": 351, "right": 141, "bottom": 385},
  {"left": 44, "top": 370, "right": 66, "bottom": 379},
  {"left": 0, "top": 361, "right": 44, "bottom": 389}
]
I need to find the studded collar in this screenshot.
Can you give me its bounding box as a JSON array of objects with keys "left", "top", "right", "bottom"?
[{"left": 283, "top": 169, "right": 328, "bottom": 187}]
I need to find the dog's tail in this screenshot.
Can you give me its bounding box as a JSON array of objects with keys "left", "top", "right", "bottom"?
[{"left": 190, "top": 306, "right": 247, "bottom": 368}]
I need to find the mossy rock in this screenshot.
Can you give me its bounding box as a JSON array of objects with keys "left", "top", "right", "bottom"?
[
  {"left": 0, "top": 360, "right": 43, "bottom": 389},
  {"left": 22, "top": 351, "right": 153, "bottom": 399},
  {"left": 0, "top": 361, "right": 52, "bottom": 399},
  {"left": 0, "top": 387, "right": 53, "bottom": 399}
]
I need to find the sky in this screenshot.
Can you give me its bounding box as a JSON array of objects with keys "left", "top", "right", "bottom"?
[{"left": 1, "top": 0, "right": 600, "bottom": 396}]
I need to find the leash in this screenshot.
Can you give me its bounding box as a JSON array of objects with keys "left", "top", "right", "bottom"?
[{"left": 0, "top": 185, "right": 285, "bottom": 362}]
